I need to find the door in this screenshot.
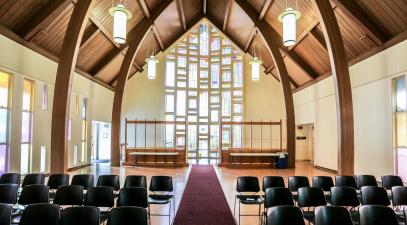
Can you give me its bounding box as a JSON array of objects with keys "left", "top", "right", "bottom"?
[{"left": 393, "top": 76, "right": 407, "bottom": 181}]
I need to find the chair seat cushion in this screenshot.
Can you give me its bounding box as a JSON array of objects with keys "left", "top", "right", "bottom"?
[
  {"left": 148, "top": 194, "right": 173, "bottom": 204},
  {"left": 236, "top": 195, "right": 264, "bottom": 204}
]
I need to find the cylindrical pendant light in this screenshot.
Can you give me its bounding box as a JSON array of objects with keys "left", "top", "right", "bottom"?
[
  {"left": 109, "top": 4, "right": 132, "bottom": 44},
  {"left": 249, "top": 57, "right": 262, "bottom": 81},
  {"left": 278, "top": 7, "right": 300, "bottom": 47},
  {"left": 146, "top": 55, "right": 159, "bottom": 80}
]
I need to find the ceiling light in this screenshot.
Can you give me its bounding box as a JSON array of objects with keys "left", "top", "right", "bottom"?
[
  {"left": 146, "top": 55, "right": 159, "bottom": 80},
  {"left": 109, "top": 4, "right": 132, "bottom": 44},
  {"left": 278, "top": 7, "right": 300, "bottom": 47}
]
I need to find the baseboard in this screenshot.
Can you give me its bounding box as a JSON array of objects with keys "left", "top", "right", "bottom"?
[
  {"left": 314, "top": 165, "right": 338, "bottom": 174},
  {"left": 68, "top": 163, "right": 92, "bottom": 171}
]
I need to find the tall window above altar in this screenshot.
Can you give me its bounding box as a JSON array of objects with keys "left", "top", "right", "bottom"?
[{"left": 164, "top": 21, "right": 244, "bottom": 163}]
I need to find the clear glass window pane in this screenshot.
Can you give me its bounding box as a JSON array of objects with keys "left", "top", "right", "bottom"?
[
  {"left": 21, "top": 144, "right": 30, "bottom": 174},
  {"left": 42, "top": 84, "right": 48, "bottom": 110},
  {"left": 396, "top": 77, "right": 406, "bottom": 112},
  {"left": 177, "top": 90, "right": 186, "bottom": 116},
  {"left": 40, "top": 145, "right": 46, "bottom": 173},
  {"left": 166, "top": 61, "right": 175, "bottom": 87},
  {"left": 22, "top": 79, "right": 34, "bottom": 111},
  {"left": 0, "top": 109, "right": 8, "bottom": 143},
  {"left": 189, "top": 63, "right": 198, "bottom": 88},
  {"left": 0, "top": 145, "right": 7, "bottom": 173},
  {"left": 0, "top": 72, "right": 10, "bottom": 108},
  {"left": 165, "top": 95, "right": 174, "bottom": 112}
]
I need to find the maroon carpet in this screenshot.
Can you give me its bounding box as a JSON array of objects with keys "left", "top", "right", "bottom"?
[{"left": 173, "top": 165, "right": 236, "bottom": 225}]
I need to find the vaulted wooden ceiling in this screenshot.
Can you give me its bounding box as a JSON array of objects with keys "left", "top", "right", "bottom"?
[{"left": 0, "top": 0, "right": 406, "bottom": 91}]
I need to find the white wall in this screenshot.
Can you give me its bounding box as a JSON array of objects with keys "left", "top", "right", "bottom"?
[
  {"left": 0, "top": 34, "right": 114, "bottom": 173},
  {"left": 294, "top": 39, "right": 407, "bottom": 178}
]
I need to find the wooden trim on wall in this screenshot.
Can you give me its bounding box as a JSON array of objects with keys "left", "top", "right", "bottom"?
[
  {"left": 314, "top": 0, "right": 354, "bottom": 176},
  {"left": 50, "top": 0, "right": 95, "bottom": 174}
]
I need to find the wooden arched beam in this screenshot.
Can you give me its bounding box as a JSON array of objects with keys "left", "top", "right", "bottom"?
[
  {"left": 314, "top": 0, "right": 354, "bottom": 175},
  {"left": 235, "top": 0, "right": 296, "bottom": 168},
  {"left": 110, "top": 0, "right": 173, "bottom": 166},
  {"left": 50, "top": 0, "right": 95, "bottom": 173}
]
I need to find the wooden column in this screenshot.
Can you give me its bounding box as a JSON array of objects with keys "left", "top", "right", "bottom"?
[
  {"left": 235, "top": 0, "right": 296, "bottom": 168},
  {"left": 314, "top": 0, "right": 354, "bottom": 175},
  {"left": 110, "top": 0, "right": 172, "bottom": 166},
  {"left": 50, "top": 0, "right": 94, "bottom": 173}
]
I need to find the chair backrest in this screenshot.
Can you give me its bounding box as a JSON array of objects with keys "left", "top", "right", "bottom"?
[
  {"left": 314, "top": 206, "right": 353, "bottom": 225},
  {"left": 19, "top": 203, "right": 60, "bottom": 225},
  {"left": 330, "top": 187, "right": 359, "bottom": 207},
  {"left": 266, "top": 206, "right": 305, "bottom": 225},
  {"left": 106, "top": 206, "right": 148, "bottom": 225},
  {"left": 381, "top": 175, "right": 403, "bottom": 190},
  {"left": 71, "top": 174, "right": 94, "bottom": 190},
  {"left": 53, "top": 185, "right": 84, "bottom": 206},
  {"left": 47, "top": 174, "right": 70, "bottom": 190},
  {"left": 97, "top": 175, "right": 120, "bottom": 191},
  {"left": 263, "top": 176, "right": 285, "bottom": 192},
  {"left": 361, "top": 186, "right": 390, "bottom": 206},
  {"left": 359, "top": 205, "right": 399, "bottom": 225},
  {"left": 391, "top": 186, "right": 407, "bottom": 206},
  {"left": 124, "top": 175, "right": 147, "bottom": 188},
  {"left": 312, "top": 176, "right": 334, "bottom": 192},
  {"left": 117, "top": 187, "right": 148, "bottom": 208},
  {"left": 22, "top": 173, "right": 45, "bottom": 187},
  {"left": 0, "top": 184, "right": 19, "bottom": 204},
  {"left": 288, "top": 176, "right": 310, "bottom": 192},
  {"left": 60, "top": 206, "right": 100, "bottom": 225},
  {"left": 335, "top": 176, "right": 357, "bottom": 189},
  {"left": 18, "top": 184, "right": 49, "bottom": 205},
  {"left": 84, "top": 186, "right": 114, "bottom": 208},
  {"left": 356, "top": 175, "right": 377, "bottom": 189},
  {"left": 297, "top": 187, "right": 326, "bottom": 208},
  {"left": 0, "top": 173, "right": 20, "bottom": 185},
  {"left": 264, "top": 187, "right": 294, "bottom": 208},
  {"left": 0, "top": 203, "right": 11, "bottom": 225},
  {"left": 236, "top": 176, "right": 260, "bottom": 193},
  {"left": 149, "top": 176, "right": 173, "bottom": 193}
]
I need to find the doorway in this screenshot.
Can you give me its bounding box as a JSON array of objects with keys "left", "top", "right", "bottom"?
[
  {"left": 91, "top": 121, "right": 111, "bottom": 163},
  {"left": 393, "top": 76, "right": 407, "bottom": 181},
  {"left": 295, "top": 124, "right": 315, "bottom": 163}
]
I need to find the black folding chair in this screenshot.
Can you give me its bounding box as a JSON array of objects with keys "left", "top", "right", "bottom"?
[
  {"left": 359, "top": 205, "right": 399, "bottom": 225},
  {"left": 124, "top": 175, "right": 147, "bottom": 188},
  {"left": 330, "top": 186, "right": 360, "bottom": 223},
  {"left": 266, "top": 205, "right": 305, "bottom": 225},
  {"left": 84, "top": 186, "right": 114, "bottom": 223},
  {"left": 262, "top": 187, "right": 294, "bottom": 225},
  {"left": 0, "top": 203, "right": 11, "bottom": 225},
  {"left": 234, "top": 176, "right": 264, "bottom": 225},
  {"left": 107, "top": 206, "right": 148, "bottom": 225},
  {"left": 18, "top": 203, "right": 60, "bottom": 225},
  {"left": 71, "top": 174, "right": 94, "bottom": 190},
  {"left": 117, "top": 187, "right": 150, "bottom": 224},
  {"left": 0, "top": 173, "right": 20, "bottom": 185},
  {"left": 288, "top": 176, "right": 310, "bottom": 201},
  {"left": 314, "top": 206, "right": 353, "bottom": 225},
  {"left": 360, "top": 186, "right": 390, "bottom": 206},
  {"left": 53, "top": 185, "right": 84, "bottom": 206},
  {"left": 335, "top": 176, "right": 357, "bottom": 189},
  {"left": 97, "top": 175, "right": 120, "bottom": 197},
  {"left": 148, "top": 176, "right": 175, "bottom": 225},
  {"left": 47, "top": 174, "right": 69, "bottom": 200},
  {"left": 297, "top": 187, "right": 326, "bottom": 224},
  {"left": 356, "top": 175, "right": 377, "bottom": 189},
  {"left": 60, "top": 206, "right": 100, "bottom": 225},
  {"left": 21, "top": 174, "right": 45, "bottom": 187}
]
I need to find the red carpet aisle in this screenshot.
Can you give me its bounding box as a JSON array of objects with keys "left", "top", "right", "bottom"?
[{"left": 173, "top": 165, "right": 236, "bottom": 225}]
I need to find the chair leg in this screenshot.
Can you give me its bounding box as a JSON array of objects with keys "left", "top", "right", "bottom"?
[
  {"left": 238, "top": 200, "right": 241, "bottom": 225},
  {"left": 234, "top": 196, "right": 236, "bottom": 217},
  {"left": 258, "top": 204, "right": 262, "bottom": 224},
  {"left": 169, "top": 201, "right": 172, "bottom": 225},
  {"left": 148, "top": 205, "right": 151, "bottom": 225}
]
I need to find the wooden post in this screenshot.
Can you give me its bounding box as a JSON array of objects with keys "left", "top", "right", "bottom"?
[
  {"left": 50, "top": 0, "right": 94, "bottom": 173},
  {"left": 235, "top": 0, "right": 296, "bottom": 168},
  {"left": 314, "top": 0, "right": 355, "bottom": 175},
  {"left": 110, "top": 0, "right": 173, "bottom": 167}
]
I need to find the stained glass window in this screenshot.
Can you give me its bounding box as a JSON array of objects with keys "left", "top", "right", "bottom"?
[
  {"left": 21, "top": 79, "right": 34, "bottom": 174},
  {"left": 164, "top": 21, "right": 243, "bottom": 163}
]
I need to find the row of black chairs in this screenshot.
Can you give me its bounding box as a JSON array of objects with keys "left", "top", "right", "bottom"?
[
  {"left": 234, "top": 175, "right": 406, "bottom": 225},
  {"left": 0, "top": 173, "right": 175, "bottom": 225},
  {"left": 265, "top": 205, "right": 407, "bottom": 225},
  {"left": 0, "top": 203, "right": 148, "bottom": 225}
]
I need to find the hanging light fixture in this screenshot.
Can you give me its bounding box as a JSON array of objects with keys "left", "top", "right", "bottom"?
[
  {"left": 278, "top": 0, "right": 300, "bottom": 47},
  {"left": 109, "top": 2, "right": 132, "bottom": 44},
  {"left": 250, "top": 33, "right": 262, "bottom": 81},
  {"left": 146, "top": 40, "right": 158, "bottom": 80}
]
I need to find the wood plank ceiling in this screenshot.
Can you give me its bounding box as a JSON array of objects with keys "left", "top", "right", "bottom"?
[{"left": 0, "top": 0, "right": 406, "bottom": 90}]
